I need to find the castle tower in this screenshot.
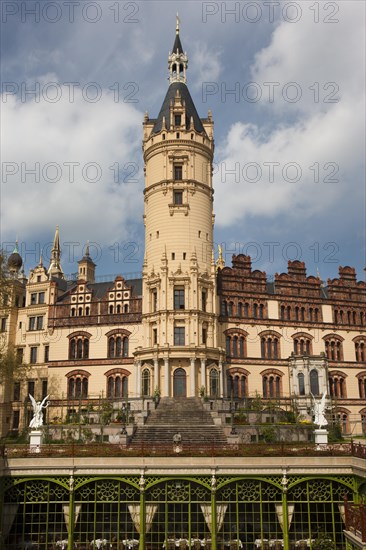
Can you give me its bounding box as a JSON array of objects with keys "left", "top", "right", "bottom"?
[
  {"left": 134, "top": 19, "right": 225, "bottom": 399},
  {"left": 78, "top": 242, "right": 96, "bottom": 283}
]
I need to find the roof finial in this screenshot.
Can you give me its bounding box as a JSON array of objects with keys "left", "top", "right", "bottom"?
[{"left": 176, "top": 12, "right": 180, "bottom": 34}]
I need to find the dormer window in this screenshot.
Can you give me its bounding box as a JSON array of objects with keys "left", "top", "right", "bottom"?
[{"left": 174, "top": 114, "right": 181, "bottom": 126}]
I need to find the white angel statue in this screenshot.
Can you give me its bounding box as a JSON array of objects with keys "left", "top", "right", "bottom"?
[
  {"left": 311, "top": 391, "right": 328, "bottom": 429},
  {"left": 29, "top": 394, "right": 49, "bottom": 429}
]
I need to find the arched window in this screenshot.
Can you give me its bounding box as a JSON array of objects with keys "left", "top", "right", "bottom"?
[
  {"left": 224, "top": 330, "right": 247, "bottom": 358},
  {"left": 227, "top": 368, "right": 248, "bottom": 398},
  {"left": 253, "top": 304, "right": 258, "bottom": 318},
  {"left": 68, "top": 333, "right": 91, "bottom": 360},
  {"left": 209, "top": 368, "right": 219, "bottom": 397},
  {"left": 260, "top": 332, "right": 281, "bottom": 359},
  {"left": 124, "top": 304, "right": 129, "bottom": 313},
  {"left": 228, "top": 301, "right": 234, "bottom": 316},
  {"left": 105, "top": 369, "right": 129, "bottom": 398},
  {"left": 333, "top": 409, "right": 350, "bottom": 434},
  {"left": 66, "top": 370, "right": 90, "bottom": 399},
  {"left": 221, "top": 300, "right": 227, "bottom": 316},
  {"left": 324, "top": 335, "right": 343, "bottom": 361},
  {"left": 298, "top": 372, "right": 305, "bottom": 395},
  {"left": 261, "top": 369, "right": 282, "bottom": 398},
  {"left": 107, "top": 334, "right": 130, "bottom": 358},
  {"left": 293, "top": 334, "right": 313, "bottom": 355},
  {"left": 361, "top": 409, "right": 366, "bottom": 435},
  {"left": 109, "top": 305, "right": 114, "bottom": 314},
  {"left": 142, "top": 368, "right": 151, "bottom": 397},
  {"left": 237, "top": 302, "right": 243, "bottom": 317},
  {"left": 329, "top": 371, "right": 347, "bottom": 398},
  {"left": 355, "top": 338, "right": 365, "bottom": 362},
  {"left": 357, "top": 372, "right": 366, "bottom": 398},
  {"left": 244, "top": 303, "right": 249, "bottom": 317},
  {"left": 310, "top": 369, "right": 320, "bottom": 396}
]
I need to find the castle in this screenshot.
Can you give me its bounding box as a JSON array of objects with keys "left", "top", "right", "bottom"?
[{"left": 0, "top": 20, "right": 365, "bottom": 550}]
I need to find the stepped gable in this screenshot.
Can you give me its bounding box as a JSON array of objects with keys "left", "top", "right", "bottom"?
[
  {"left": 327, "top": 266, "right": 366, "bottom": 302},
  {"left": 218, "top": 255, "right": 267, "bottom": 293},
  {"left": 274, "top": 260, "right": 323, "bottom": 298},
  {"left": 129, "top": 397, "right": 227, "bottom": 449}
]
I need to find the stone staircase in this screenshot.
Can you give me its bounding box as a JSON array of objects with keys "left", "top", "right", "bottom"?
[{"left": 129, "top": 397, "right": 228, "bottom": 450}]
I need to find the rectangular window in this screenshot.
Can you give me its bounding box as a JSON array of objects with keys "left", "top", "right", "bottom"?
[
  {"left": 31, "top": 293, "right": 37, "bottom": 305},
  {"left": 12, "top": 410, "right": 20, "bottom": 430},
  {"left": 16, "top": 348, "right": 24, "bottom": 363},
  {"left": 0, "top": 318, "right": 6, "bottom": 332},
  {"left": 42, "top": 380, "right": 48, "bottom": 399},
  {"left": 44, "top": 345, "right": 49, "bottom": 363},
  {"left": 174, "top": 165, "right": 183, "bottom": 181},
  {"left": 202, "top": 328, "right": 207, "bottom": 345},
  {"left": 153, "top": 328, "right": 158, "bottom": 345},
  {"left": 202, "top": 291, "right": 207, "bottom": 312},
  {"left": 173, "top": 190, "right": 183, "bottom": 205},
  {"left": 174, "top": 114, "right": 181, "bottom": 126},
  {"left": 38, "top": 292, "right": 45, "bottom": 304},
  {"left": 36, "top": 316, "right": 44, "bottom": 330},
  {"left": 174, "top": 287, "right": 185, "bottom": 310},
  {"left": 29, "top": 317, "right": 36, "bottom": 331},
  {"left": 174, "top": 326, "right": 185, "bottom": 346},
  {"left": 13, "top": 382, "right": 20, "bottom": 401},
  {"left": 152, "top": 290, "right": 157, "bottom": 312},
  {"left": 28, "top": 380, "right": 35, "bottom": 397},
  {"left": 30, "top": 347, "right": 38, "bottom": 364}
]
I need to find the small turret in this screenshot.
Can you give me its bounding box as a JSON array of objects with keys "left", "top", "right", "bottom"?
[
  {"left": 78, "top": 242, "right": 96, "bottom": 283},
  {"left": 48, "top": 226, "right": 64, "bottom": 279}
]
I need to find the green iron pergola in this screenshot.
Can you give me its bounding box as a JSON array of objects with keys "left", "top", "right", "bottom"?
[{"left": 0, "top": 474, "right": 361, "bottom": 550}]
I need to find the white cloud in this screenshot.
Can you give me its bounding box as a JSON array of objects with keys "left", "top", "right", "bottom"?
[
  {"left": 214, "top": 2, "right": 365, "bottom": 229},
  {"left": 1, "top": 81, "right": 144, "bottom": 247}
]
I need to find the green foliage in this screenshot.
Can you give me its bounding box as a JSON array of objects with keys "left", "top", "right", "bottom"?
[
  {"left": 261, "top": 425, "right": 277, "bottom": 443},
  {"left": 0, "top": 346, "right": 30, "bottom": 383},
  {"left": 100, "top": 402, "right": 113, "bottom": 425},
  {"left": 328, "top": 422, "right": 343, "bottom": 442},
  {"left": 312, "top": 531, "right": 336, "bottom": 549}
]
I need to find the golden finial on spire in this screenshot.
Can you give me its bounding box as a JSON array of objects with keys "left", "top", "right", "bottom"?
[
  {"left": 176, "top": 12, "right": 180, "bottom": 34},
  {"left": 216, "top": 244, "right": 225, "bottom": 271}
]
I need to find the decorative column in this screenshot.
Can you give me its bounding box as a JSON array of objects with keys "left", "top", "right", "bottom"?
[
  {"left": 139, "top": 472, "right": 146, "bottom": 550},
  {"left": 200, "top": 359, "right": 206, "bottom": 390},
  {"left": 135, "top": 361, "right": 142, "bottom": 397},
  {"left": 219, "top": 361, "right": 224, "bottom": 398},
  {"left": 154, "top": 359, "right": 159, "bottom": 391},
  {"left": 211, "top": 472, "right": 217, "bottom": 550},
  {"left": 68, "top": 475, "right": 75, "bottom": 550},
  {"left": 190, "top": 357, "right": 196, "bottom": 397},
  {"left": 163, "top": 358, "right": 169, "bottom": 397},
  {"left": 281, "top": 470, "right": 289, "bottom": 550}
]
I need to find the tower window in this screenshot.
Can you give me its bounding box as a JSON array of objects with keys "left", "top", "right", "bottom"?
[
  {"left": 174, "top": 114, "right": 181, "bottom": 126},
  {"left": 172, "top": 253, "right": 175, "bottom": 260},
  {"left": 153, "top": 328, "right": 158, "bottom": 345},
  {"left": 174, "top": 287, "right": 185, "bottom": 310},
  {"left": 174, "top": 326, "right": 185, "bottom": 346},
  {"left": 162, "top": 134, "right": 166, "bottom": 140},
  {"left": 176, "top": 133, "right": 180, "bottom": 139},
  {"left": 183, "top": 253, "right": 186, "bottom": 260},
  {"left": 174, "top": 165, "right": 183, "bottom": 180},
  {"left": 174, "top": 191, "right": 183, "bottom": 205}
]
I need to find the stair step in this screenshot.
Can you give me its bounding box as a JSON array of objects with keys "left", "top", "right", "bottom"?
[{"left": 129, "top": 397, "right": 228, "bottom": 449}]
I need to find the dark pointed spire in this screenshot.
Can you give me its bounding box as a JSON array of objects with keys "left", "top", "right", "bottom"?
[{"left": 172, "top": 13, "right": 184, "bottom": 54}]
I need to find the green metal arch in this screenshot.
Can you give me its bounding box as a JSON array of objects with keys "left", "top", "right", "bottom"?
[
  {"left": 4, "top": 476, "right": 70, "bottom": 494},
  {"left": 216, "top": 475, "right": 283, "bottom": 491},
  {"left": 74, "top": 475, "right": 140, "bottom": 492},
  {"left": 287, "top": 475, "right": 355, "bottom": 493},
  {"left": 145, "top": 475, "right": 211, "bottom": 491}
]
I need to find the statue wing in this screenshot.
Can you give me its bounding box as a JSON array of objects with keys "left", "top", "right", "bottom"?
[
  {"left": 40, "top": 395, "right": 50, "bottom": 408},
  {"left": 29, "top": 394, "right": 37, "bottom": 410}
]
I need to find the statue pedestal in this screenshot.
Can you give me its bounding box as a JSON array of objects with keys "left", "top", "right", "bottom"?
[
  {"left": 315, "top": 428, "right": 328, "bottom": 450},
  {"left": 29, "top": 430, "right": 43, "bottom": 453}
]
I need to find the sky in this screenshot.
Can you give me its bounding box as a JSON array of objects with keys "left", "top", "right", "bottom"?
[{"left": 1, "top": 0, "right": 365, "bottom": 283}]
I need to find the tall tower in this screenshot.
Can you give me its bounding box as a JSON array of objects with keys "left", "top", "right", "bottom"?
[{"left": 134, "top": 19, "right": 225, "bottom": 399}]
